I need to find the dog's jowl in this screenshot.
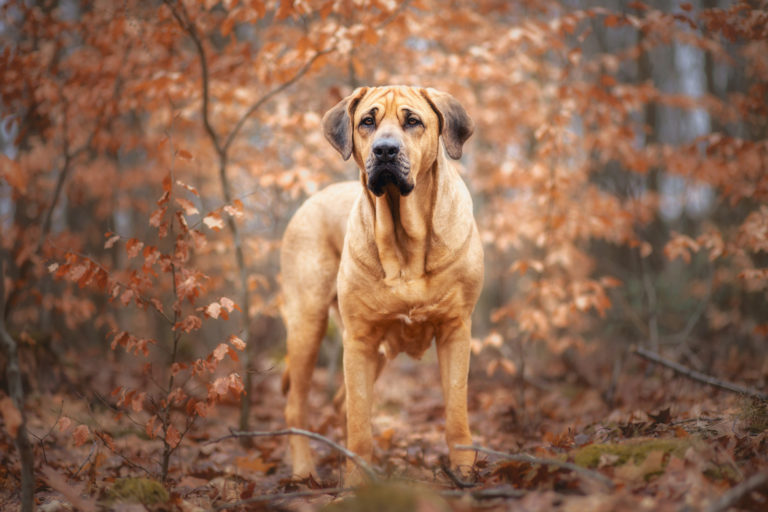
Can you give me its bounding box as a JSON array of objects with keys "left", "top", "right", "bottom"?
[{"left": 280, "top": 86, "right": 483, "bottom": 485}]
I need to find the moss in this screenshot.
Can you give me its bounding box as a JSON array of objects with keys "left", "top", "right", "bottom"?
[
  {"left": 322, "top": 482, "right": 450, "bottom": 512},
  {"left": 739, "top": 398, "right": 768, "bottom": 433},
  {"left": 571, "top": 438, "right": 691, "bottom": 468},
  {"left": 105, "top": 477, "right": 169, "bottom": 505},
  {"left": 703, "top": 463, "right": 741, "bottom": 483}
]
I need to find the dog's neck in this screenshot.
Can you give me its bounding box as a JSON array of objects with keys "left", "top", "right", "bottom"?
[{"left": 360, "top": 149, "right": 473, "bottom": 284}]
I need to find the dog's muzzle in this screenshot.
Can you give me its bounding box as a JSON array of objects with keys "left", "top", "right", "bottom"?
[{"left": 366, "top": 137, "right": 413, "bottom": 197}]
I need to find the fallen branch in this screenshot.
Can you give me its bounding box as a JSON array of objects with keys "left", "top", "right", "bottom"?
[
  {"left": 632, "top": 346, "right": 768, "bottom": 401},
  {"left": 208, "top": 428, "right": 377, "bottom": 481},
  {"left": 706, "top": 472, "right": 768, "bottom": 512},
  {"left": 441, "top": 485, "right": 526, "bottom": 500},
  {"left": 214, "top": 484, "right": 526, "bottom": 509},
  {"left": 214, "top": 487, "right": 349, "bottom": 510},
  {"left": 456, "top": 445, "right": 614, "bottom": 490}
]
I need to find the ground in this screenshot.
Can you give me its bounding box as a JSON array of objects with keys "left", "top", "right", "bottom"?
[{"left": 2, "top": 344, "right": 767, "bottom": 511}]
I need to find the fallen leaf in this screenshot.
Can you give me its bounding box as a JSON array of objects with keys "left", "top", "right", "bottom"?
[{"left": 0, "top": 396, "right": 22, "bottom": 438}]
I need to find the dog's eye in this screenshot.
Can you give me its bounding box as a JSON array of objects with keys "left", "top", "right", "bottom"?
[
  {"left": 406, "top": 116, "right": 422, "bottom": 127},
  {"left": 361, "top": 116, "right": 375, "bottom": 127}
]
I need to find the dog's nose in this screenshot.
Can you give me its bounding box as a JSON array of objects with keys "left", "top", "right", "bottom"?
[{"left": 372, "top": 138, "right": 401, "bottom": 162}]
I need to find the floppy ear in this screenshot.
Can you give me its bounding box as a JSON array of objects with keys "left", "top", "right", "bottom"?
[
  {"left": 421, "top": 88, "right": 474, "bottom": 160},
  {"left": 321, "top": 87, "right": 368, "bottom": 161}
]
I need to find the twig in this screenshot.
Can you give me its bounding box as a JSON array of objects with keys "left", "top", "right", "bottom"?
[
  {"left": 46, "top": 244, "right": 175, "bottom": 326},
  {"left": 705, "top": 472, "right": 768, "bottom": 512},
  {"left": 222, "top": 48, "right": 333, "bottom": 153},
  {"left": 632, "top": 346, "right": 768, "bottom": 401},
  {"left": 456, "top": 445, "right": 614, "bottom": 490},
  {"left": 671, "top": 416, "right": 723, "bottom": 426},
  {"left": 439, "top": 457, "right": 476, "bottom": 489},
  {"left": 92, "top": 431, "right": 153, "bottom": 477},
  {"left": 214, "top": 487, "right": 349, "bottom": 510},
  {"left": 27, "top": 400, "right": 65, "bottom": 465},
  {"left": 72, "top": 441, "right": 97, "bottom": 478},
  {"left": 163, "top": 0, "right": 222, "bottom": 156},
  {"left": 441, "top": 485, "right": 526, "bottom": 500},
  {"left": 207, "top": 428, "right": 378, "bottom": 481}
]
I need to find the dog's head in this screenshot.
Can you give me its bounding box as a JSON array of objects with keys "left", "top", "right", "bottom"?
[{"left": 322, "top": 85, "right": 474, "bottom": 197}]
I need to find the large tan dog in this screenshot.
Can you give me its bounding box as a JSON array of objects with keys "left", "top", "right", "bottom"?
[{"left": 280, "top": 85, "right": 483, "bottom": 484}]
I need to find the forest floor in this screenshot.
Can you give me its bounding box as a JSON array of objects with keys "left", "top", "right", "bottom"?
[{"left": 2, "top": 344, "right": 768, "bottom": 511}]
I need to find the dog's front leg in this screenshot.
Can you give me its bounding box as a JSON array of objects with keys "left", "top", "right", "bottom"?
[
  {"left": 342, "top": 333, "right": 379, "bottom": 486},
  {"left": 437, "top": 320, "right": 474, "bottom": 476}
]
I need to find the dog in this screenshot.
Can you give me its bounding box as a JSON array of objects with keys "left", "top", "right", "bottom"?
[{"left": 280, "top": 85, "right": 483, "bottom": 485}]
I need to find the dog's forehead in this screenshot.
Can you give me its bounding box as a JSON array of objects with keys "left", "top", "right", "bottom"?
[{"left": 356, "top": 86, "right": 433, "bottom": 118}]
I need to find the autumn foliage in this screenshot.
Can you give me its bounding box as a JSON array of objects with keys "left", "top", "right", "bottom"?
[{"left": 1, "top": 0, "right": 767, "bottom": 510}]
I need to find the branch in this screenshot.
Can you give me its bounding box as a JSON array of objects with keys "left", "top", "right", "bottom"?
[
  {"left": 222, "top": 47, "right": 333, "bottom": 153},
  {"left": 706, "top": 472, "right": 768, "bottom": 512},
  {"left": 214, "top": 484, "right": 526, "bottom": 510},
  {"left": 214, "top": 487, "right": 349, "bottom": 510},
  {"left": 632, "top": 346, "right": 768, "bottom": 401},
  {"left": 455, "top": 445, "right": 615, "bottom": 490},
  {"left": 441, "top": 485, "right": 526, "bottom": 500},
  {"left": 163, "top": 0, "right": 222, "bottom": 156},
  {"left": 46, "top": 244, "right": 175, "bottom": 325},
  {"left": 207, "top": 428, "right": 378, "bottom": 481}
]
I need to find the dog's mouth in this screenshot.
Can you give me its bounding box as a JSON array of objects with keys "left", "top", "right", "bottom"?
[{"left": 366, "top": 161, "right": 413, "bottom": 197}]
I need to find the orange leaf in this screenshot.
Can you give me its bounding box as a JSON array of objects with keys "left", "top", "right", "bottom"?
[
  {"left": 229, "top": 335, "right": 246, "bottom": 350},
  {"left": 126, "top": 239, "right": 144, "bottom": 258},
  {"left": 223, "top": 200, "right": 244, "bottom": 218},
  {"left": 56, "top": 416, "right": 72, "bottom": 432},
  {"left": 175, "top": 197, "right": 199, "bottom": 216},
  {"left": 220, "top": 297, "right": 236, "bottom": 312},
  {"left": 203, "top": 214, "right": 225, "bottom": 231},
  {"left": 73, "top": 424, "right": 90, "bottom": 447},
  {"left": 146, "top": 415, "right": 157, "bottom": 439},
  {"left": 212, "top": 343, "right": 229, "bottom": 361},
  {"left": 0, "top": 396, "right": 22, "bottom": 438},
  {"left": 206, "top": 302, "right": 222, "bottom": 319},
  {"left": 104, "top": 234, "right": 120, "bottom": 249},
  {"left": 150, "top": 207, "right": 167, "bottom": 227},
  {"left": 176, "top": 179, "right": 199, "bottom": 196},
  {"left": 235, "top": 455, "right": 276, "bottom": 473},
  {"left": 165, "top": 424, "right": 181, "bottom": 448},
  {"left": 194, "top": 401, "right": 208, "bottom": 418}
]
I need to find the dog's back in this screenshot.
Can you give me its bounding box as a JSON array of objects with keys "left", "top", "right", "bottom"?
[{"left": 280, "top": 180, "right": 358, "bottom": 312}]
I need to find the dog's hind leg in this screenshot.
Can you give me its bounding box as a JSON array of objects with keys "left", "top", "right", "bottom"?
[
  {"left": 280, "top": 200, "right": 347, "bottom": 478},
  {"left": 280, "top": 182, "right": 358, "bottom": 479},
  {"left": 283, "top": 307, "right": 328, "bottom": 478}
]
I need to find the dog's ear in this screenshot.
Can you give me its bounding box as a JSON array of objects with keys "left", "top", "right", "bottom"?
[
  {"left": 322, "top": 87, "right": 368, "bottom": 161},
  {"left": 421, "top": 88, "right": 474, "bottom": 160}
]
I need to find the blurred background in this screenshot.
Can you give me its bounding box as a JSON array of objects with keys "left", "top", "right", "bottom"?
[{"left": 1, "top": 0, "right": 767, "bottom": 432}]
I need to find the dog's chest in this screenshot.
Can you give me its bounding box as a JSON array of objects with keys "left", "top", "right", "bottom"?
[{"left": 372, "top": 280, "right": 461, "bottom": 359}]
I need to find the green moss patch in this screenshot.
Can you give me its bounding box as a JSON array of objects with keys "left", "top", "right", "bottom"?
[
  {"left": 571, "top": 438, "right": 691, "bottom": 468},
  {"left": 105, "top": 477, "right": 169, "bottom": 505}
]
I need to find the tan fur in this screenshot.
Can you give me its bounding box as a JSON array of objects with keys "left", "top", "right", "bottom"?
[{"left": 281, "top": 86, "right": 483, "bottom": 485}]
